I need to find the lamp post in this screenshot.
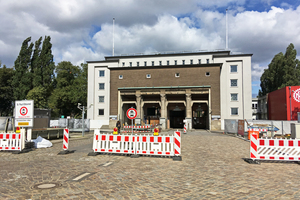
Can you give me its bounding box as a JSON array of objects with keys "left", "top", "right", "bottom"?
[{"left": 77, "top": 103, "right": 93, "bottom": 137}]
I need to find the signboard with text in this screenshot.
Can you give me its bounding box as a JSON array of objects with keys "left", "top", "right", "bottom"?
[{"left": 15, "top": 100, "right": 34, "bottom": 127}]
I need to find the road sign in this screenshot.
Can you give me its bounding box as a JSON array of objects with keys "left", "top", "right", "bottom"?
[
  {"left": 126, "top": 108, "right": 137, "bottom": 120},
  {"left": 15, "top": 100, "right": 34, "bottom": 127}
]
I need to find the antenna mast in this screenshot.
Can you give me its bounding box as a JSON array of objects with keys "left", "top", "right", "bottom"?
[
  {"left": 113, "top": 18, "right": 115, "bottom": 56},
  {"left": 226, "top": 9, "right": 228, "bottom": 49}
]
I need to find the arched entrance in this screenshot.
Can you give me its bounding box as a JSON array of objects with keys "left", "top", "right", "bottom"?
[
  {"left": 168, "top": 103, "right": 186, "bottom": 128},
  {"left": 192, "top": 103, "right": 208, "bottom": 129}
]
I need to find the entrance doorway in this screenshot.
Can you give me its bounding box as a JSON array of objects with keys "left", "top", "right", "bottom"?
[
  {"left": 168, "top": 103, "right": 186, "bottom": 128},
  {"left": 192, "top": 103, "right": 208, "bottom": 129}
]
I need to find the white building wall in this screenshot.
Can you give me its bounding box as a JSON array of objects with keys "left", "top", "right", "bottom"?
[{"left": 214, "top": 56, "right": 252, "bottom": 129}]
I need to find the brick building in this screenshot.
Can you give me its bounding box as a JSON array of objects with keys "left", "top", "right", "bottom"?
[{"left": 87, "top": 50, "right": 252, "bottom": 130}]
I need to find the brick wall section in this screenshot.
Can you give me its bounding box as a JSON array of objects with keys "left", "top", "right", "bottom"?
[{"left": 110, "top": 65, "right": 221, "bottom": 116}]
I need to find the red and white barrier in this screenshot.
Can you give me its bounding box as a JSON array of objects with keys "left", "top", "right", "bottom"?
[
  {"left": 93, "top": 129, "right": 135, "bottom": 154},
  {"left": 0, "top": 132, "right": 23, "bottom": 151},
  {"left": 122, "top": 130, "right": 151, "bottom": 133},
  {"left": 248, "top": 128, "right": 267, "bottom": 132},
  {"left": 250, "top": 133, "right": 300, "bottom": 161},
  {"left": 92, "top": 130, "right": 181, "bottom": 157},
  {"left": 184, "top": 124, "right": 187, "bottom": 133},
  {"left": 63, "top": 128, "right": 69, "bottom": 150},
  {"left": 123, "top": 126, "right": 151, "bottom": 129}
]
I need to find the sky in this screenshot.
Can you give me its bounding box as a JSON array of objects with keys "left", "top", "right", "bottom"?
[{"left": 1, "top": 0, "right": 300, "bottom": 98}]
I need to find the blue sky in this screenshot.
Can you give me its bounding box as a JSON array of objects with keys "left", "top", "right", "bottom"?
[{"left": 1, "top": 0, "right": 300, "bottom": 97}]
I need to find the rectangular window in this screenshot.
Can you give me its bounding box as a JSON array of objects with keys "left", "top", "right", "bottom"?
[
  {"left": 152, "top": 61, "right": 154, "bottom": 66},
  {"left": 144, "top": 61, "right": 147, "bottom": 66},
  {"left": 231, "top": 79, "right": 238, "bottom": 87},
  {"left": 159, "top": 61, "right": 162, "bottom": 66},
  {"left": 99, "top": 96, "right": 104, "bottom": 103},
  {"left": 98, "top": 109, "right": 104, "bottom": 116},
  {"left": 182, "top": 60, "right": 185, "bottom": 65},
  {"left": 122, "top": 62, "right": 125, "bottom": 67},
  {"left": 137, "top": 62, "right": 139, "bottom": 67},
  {"left": 231, "top": 93, "right": 238, "bottom": 101},
  {"left": 99, "top": 70, "right": 105, "bottom": 77},
  {"left": 231, "top": 108, "right": 238, "bottom": 115},
  {"left": 198, "top": 59, "right": 201, "bottom": 64},
  {"left": 190, "top": 59, "right": 193, "bottom": 65},
  {"left": 175, "top": 73, "right": 180, "bottom": 78},
  {"left": 119, "top": 75, "right": 123, "bottom": 79},
  {"left": 99, "top": 83, "right": 105, "bottom": 90},
  {"left": 206, "top": 59, "right": 209, "bottom": 64},
  {"left": 174, "top": 60, "right": 177, "bottom": 65},
  {"left": 129, "top": 62, "right": 132, "bottom": 67},
  {"left": 167, "top": 60, "right": 169, "bottom": 65},
  {"left": 231, "top": 65, "right": 238, "bottom": 73},
  {"left": 146, "top": 74, "right": 151, "bottom": 78}
]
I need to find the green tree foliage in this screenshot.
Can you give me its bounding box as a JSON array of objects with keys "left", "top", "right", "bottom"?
[
  {"left": 39, "top": 36, "right": 55, "bottom": 93},
  {"left": 0, "top": 62, "right": 14, "bottom": 116},
  {"left": 259, "top": 43, "right": 300, "bottom": 96},
  {"left": 49, "top": 61, "right": 84, "bottom": 117},
  {"left": 31, "top": 36, "right": 42, "bottom": 87},
  {"left": 12, "top": 37, "right": 34, "bottom": 100},
  {"left": 26, "top": 86, "right": 48, "bottom": 109}
]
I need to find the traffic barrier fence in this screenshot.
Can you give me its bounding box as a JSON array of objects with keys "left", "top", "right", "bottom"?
[
  {"left": 0, "top": 130, "right": 24, "bottom": 151},
  {"left": 92, "top": 129, "right": 181, "bottom": 157},
  {"left": 250, "top": 133, "right": 300, "bottom": 161}
]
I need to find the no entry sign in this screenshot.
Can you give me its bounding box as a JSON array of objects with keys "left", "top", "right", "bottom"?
[{"left": 126, "top": 108, "right": 137, "bottom": 120}]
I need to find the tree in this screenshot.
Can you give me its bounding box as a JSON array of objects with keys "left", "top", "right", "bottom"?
[
  {"left": 49, "top": 61, "right": 82, "bottom": 117},
  {"left": 39, "top": 36, "right": 55, "bottom": 94},
  {"left": 12, "top": 37, "right": 34, "bottom": 100},
  {"left": 26, "top": 86, "right": 48, "bottom": 109},
  {"left": 31, "top": 36, "right": 43, "bottom": 87},
  {"left": 259, "top": 43, "right": 300, "bottom": 96},
  {"left": 0, "top": 62, "right": 14, "bottom": 116}
]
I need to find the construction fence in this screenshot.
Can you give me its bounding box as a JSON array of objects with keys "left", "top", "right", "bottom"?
[
  {"left": 50, "top": 118, "right": 90, "bottom": 132},
  {"left": 224, "top": 119, "right": 298, "bottom": 136}
]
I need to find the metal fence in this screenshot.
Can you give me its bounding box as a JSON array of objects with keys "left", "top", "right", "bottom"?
[
  {"left": 50, "top": 118, "right": 90, "bottom": 132},
  {"left": 224, "top": 119, "right": 298, "bottom": 136}
]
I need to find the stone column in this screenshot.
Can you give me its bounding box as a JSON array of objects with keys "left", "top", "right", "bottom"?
[
  {"left": 160, "top": 93, "right": 167, "bottom": 129},
  {"left": 135, "top": 93, "right": 141, "bottom": 125},
  {"left": 185, "top": 93, "right": 192, "bottom": 130}
]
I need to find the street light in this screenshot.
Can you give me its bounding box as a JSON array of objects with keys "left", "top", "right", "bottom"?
[{"left": 77, "top": 103, "right": 93, "bottom": 137}]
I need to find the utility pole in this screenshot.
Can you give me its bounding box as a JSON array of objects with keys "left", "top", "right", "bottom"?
[{"left": 77, "top": 103, "right": 85, "bottom": 137}]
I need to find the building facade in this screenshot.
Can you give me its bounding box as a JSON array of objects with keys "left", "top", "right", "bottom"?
[{"left": 87, "top": 50, "right": 252, "bottom": 130}]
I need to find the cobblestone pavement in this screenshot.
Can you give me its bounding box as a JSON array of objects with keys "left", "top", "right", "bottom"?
[{"left": 0, "top": 130, "right": 299, "bottom": 199}]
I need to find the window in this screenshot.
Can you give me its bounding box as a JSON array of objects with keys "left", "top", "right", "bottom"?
[
  {"left": 137, "top": 62, "right": 139, "bottom": 67},
  {"left": 252, "top": 104, "right": 257, "bottom": 109},
  {"left": 98, "top": 109, "right": 104, "bottom": 116},
  {"left": 205, "top": 72, "right": 210, "bottom": 76},
  {"left": 231, "top": 65, "right": 237, "bottom": 73},
  {"left": 99, "top": 70, "right": 105, "bottom": 77},
  {"left": 190, "top": 59, "right": 193, "bottom": 65},
  {"left": 119, "top": 75, "right": 123, "bottom": 79},
  {"left": 99, "top": 96, "right": 104, "bottom": 103},
  {"left": 167, "top": 60, "right": 169, "bottom": 65},
  {"left": 182, "top": 60, "right": 185, "bottom": 65},
  {"left": 99, "top": 83, "right": 105, "bottom": 90},
  {"left": 146, "top": 74, "right": 151, "bottom": 78},
  {"left": 175, "top": 73, "right": 180, "bottom": 77},
  {"left": 206, "top": 59, "right": 209, "bottom": 64},
  {"left": 231, "top": 79, "right": 238, "bottom": 87},
  {"left": 198, "top": 59, "right": 201, "bottom": 64},
  {"left": 231, "top": 108, "right": 238, "bottom": 115},
  {"left": 231, "top": 93, "right": 238, "bottom": 101},
  {"left": 122, "top": 62, "right": 125, "bottom": 67},
  {"left": 159, "top": 61, "right": 162, "bottom": 66},
  {"left": 174, "top": 60, "right": 177, "bottom": 65},
  {"left": 152, "top": 61, "right": 154, "bottom": 66},
  {"left": 144, "top": 61, "right": 147, "bottom": 66},
  {"left": 129, "top": 62, "right": 132, "bottom": 67}
]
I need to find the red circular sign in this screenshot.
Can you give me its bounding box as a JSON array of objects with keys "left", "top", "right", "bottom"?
[
  {"left": 20, "top": 107, "right": 28, "bottom": 116},
  {"left": 293, "top": 88, "right": 300, "bottom": 102},
  {"left": 126, "top": 108, "right": 137, "bottom": 119}
]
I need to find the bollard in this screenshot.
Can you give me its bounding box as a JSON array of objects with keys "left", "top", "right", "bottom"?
[{"left": 58, "top": 128, "right": 74, "bottom": 155}]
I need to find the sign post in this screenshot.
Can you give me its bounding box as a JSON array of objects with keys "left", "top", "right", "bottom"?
[
  {"left": 15, "top": 100, "right": 34, "bottom": 128},
  {"left": 126, "top": 108, "right": 137, "bottom": 135}
]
